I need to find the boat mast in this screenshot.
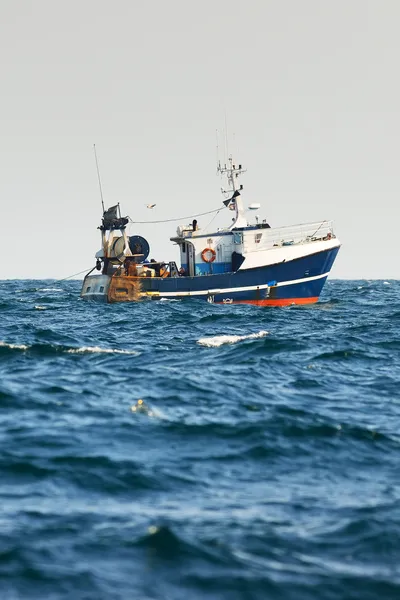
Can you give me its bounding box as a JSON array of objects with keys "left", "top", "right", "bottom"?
[{"left": 218, "top": 156, "right": 247, "bottom": 228}]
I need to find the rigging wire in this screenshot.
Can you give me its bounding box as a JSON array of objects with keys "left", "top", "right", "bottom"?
[
  {"left": 310, "top": 220, "right": 327, "bottom": 238},
  {"left": 203, "top": 209, "right": 222, "bottom": 233},
  {"left": 56, "top": 267, "right": 95, "bottom": 283},
  {"left": 127, "top": 206, "right": 227, "bottom": 225}
]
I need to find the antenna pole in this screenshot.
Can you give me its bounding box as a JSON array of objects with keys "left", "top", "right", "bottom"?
[
  {"left": 216, "top": 129, "right": 221, "bottom": 170},
  {"left": 224, "top": 110, "right": 229, "bottom": 161},
  {"left": 93, "top": 144, "right": 105, "bottom": 214}
]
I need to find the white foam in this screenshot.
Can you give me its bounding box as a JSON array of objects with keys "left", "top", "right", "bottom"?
[
  {"left": 0, "top": 341, "right": 29, "bottom": 350},
  {"left": 383, "top": 281, "right": 390, "bottom": 285},
  {"left": 197, "top": 330, "right": 269, "bottom": 348},
  {"left": 39, "top": 288, "right": 63, "bottom": 292},
  {"left": 34, "top": 305, "right": 46, "bottom": 310},
  {"left": 66, "top": 346, "right": 139, "bottom": 355}
]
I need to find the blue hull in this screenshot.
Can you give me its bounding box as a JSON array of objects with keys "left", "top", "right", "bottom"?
[{"left": 142, "top": 246, "right": 339, "bottom": 304}]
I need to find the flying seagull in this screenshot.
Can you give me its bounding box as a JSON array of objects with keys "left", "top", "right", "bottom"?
[{"left": 145, "top": 204, "right": 156, "bottom": 209}]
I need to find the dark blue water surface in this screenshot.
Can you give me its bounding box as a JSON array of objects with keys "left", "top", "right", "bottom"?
[{"left": 0, "top": 279, "right": 399, "bottom": 600}]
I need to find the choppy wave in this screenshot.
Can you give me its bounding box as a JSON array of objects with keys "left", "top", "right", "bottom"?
[{"left": 0, "top": 279, "right": 400, "bottom": 600}]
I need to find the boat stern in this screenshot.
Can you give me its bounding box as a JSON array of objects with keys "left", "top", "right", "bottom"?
[{"left": 80, "top": 274, "right": 111, "bottom": 302}]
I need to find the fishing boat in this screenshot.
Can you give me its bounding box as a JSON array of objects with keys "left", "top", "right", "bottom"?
[{"left": 81, "top": 156, "right": 340, "bottom": 305}]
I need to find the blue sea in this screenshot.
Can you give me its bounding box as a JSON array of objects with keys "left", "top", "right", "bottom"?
[{"left": 0, "top": 279, "right": 399, "bottom": 600}]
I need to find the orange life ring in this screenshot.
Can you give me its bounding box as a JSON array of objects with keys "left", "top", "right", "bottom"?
[{"left": 201, "top": 247, "right": 216, "bottom": 263}]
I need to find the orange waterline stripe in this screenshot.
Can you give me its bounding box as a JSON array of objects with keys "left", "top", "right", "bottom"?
[{"left": 216, "top": 297, "right": 319, "bottom": 307}]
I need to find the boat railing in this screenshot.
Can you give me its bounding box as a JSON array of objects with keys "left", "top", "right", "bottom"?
[{"left": 243, "top": 220, "right": 335, "bottom": 253}]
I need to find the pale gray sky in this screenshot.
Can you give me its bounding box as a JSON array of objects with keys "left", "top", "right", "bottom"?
[{"left": 1, "top": 0, "right": 398, "bottom": 279}]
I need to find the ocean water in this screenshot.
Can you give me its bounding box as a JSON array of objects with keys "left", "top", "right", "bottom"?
[{"left": 0, "top": 279, "right": 399, "bottom": 600}]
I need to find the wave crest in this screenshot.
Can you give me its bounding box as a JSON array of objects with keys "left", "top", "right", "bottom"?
[
  {"left": 197, "top": 330, "right": 268, "bottom": 348},
  {"left": 0, "top": 341, "right": 29, "bottom": 351},
  {"left": 66, "top": 346, "right": 139, "bottom": 355},
  {"left": 0, "top": 341, "right": 138, "bottom": 355}
]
